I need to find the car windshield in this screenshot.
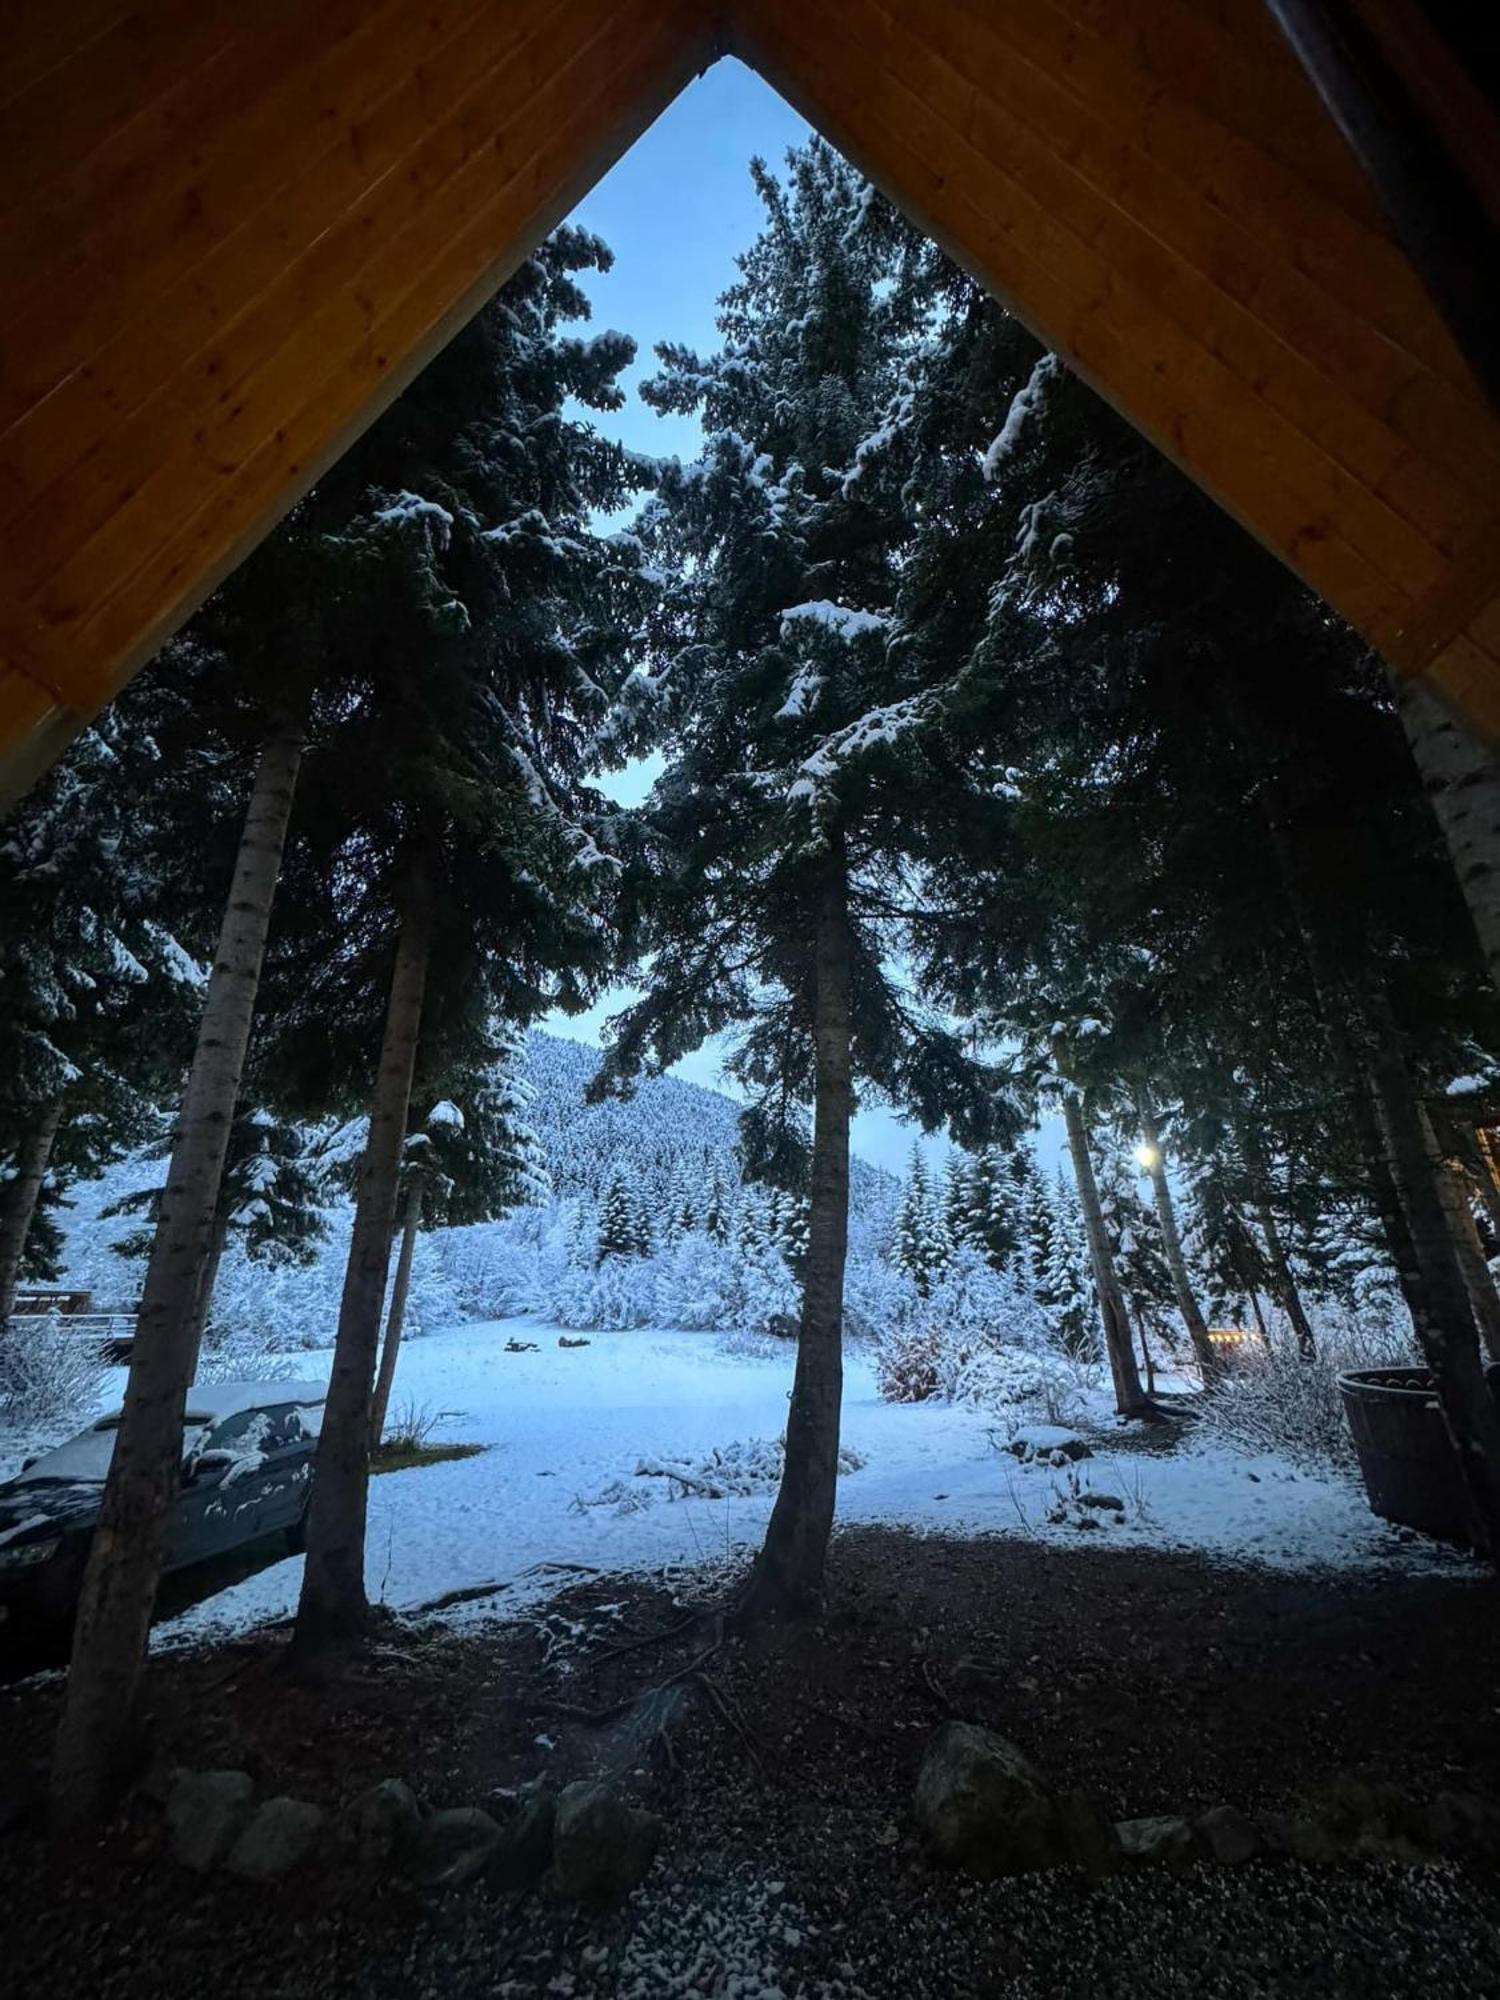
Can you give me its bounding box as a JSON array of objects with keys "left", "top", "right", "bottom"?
[{"left": 9, "top": 1412, "right": 212, "bottom": 1487}]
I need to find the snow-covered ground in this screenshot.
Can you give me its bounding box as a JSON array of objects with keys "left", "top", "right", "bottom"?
[{"left": 2, "top": 1318, "right": 1469, "bottom": 1653}]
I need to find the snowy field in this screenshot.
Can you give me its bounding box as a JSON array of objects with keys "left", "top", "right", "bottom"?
[{"left": 1, "top": 1319, "right": 1469, "bottom": 1654}]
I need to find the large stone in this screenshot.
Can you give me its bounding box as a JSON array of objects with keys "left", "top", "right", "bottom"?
[
  {"left": 491, "top": 1791, "right": 558, "bottom": 1889},
  {"left": 551, "top": 1783, "right": 661, "bottom": 1903},
  {"left": 166, "top": 1769, "right": 256, "bottom": 1874},
  {"left": 1115, "top": 1815, "right": 1197, "bottom": 1869},
  {"left": 225, "top": 1797, "right": 326, "bottom": 1882},
  {"left": 344, "top": 1778, "right": 424, "bottom": 1872},
  {"left": 1195, "top": 1804, "right": 1262, "bottom": 1866},
  {"left": 1054, "top": 1790, "right": 1123, "bottom": 1879},
  {"left": 410, "top": 1806, "right": 503, "bottom": 1887},
  {"left": 912, "top": 1723, "right": 1059, "bottom": 1877}
]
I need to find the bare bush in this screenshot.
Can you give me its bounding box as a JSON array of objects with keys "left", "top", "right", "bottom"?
[
  {"left": 379, "top": 1397, "right": 450, "bottom": 1454},
  {"left": 0, "top": 1313, "right": 104, "bottom": 1431},
  {"left": 1196, "top": 1325, "right": 1417, "bottom": 1472}
]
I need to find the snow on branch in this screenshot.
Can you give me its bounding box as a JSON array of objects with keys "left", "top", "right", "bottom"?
[
  {"left": 982, "top": 353, "right": 1059, "bottom": 483},
  {"left": 507, "top": 740, "right": 622, "bottom": 876},
  {"left": 775, "top": 666, "right": 824, "bottom": 722},
  {"left": 787, "top": 692, "right": 933, "bottom": 806},
  {"left": 373, "top": 491, "right": 455, "bottom": 540},
  {"left": 779, "top": 600, "right": 890, "bottom": 641}
]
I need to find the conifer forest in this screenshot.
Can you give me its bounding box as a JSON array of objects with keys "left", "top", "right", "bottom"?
[{"left": 6, "top": 135, "right": 1500, "bottom": 1999}]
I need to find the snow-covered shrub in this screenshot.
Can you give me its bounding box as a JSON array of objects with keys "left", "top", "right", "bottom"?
[
  {"left": 548, "top": 1252, "right": 657, "bottom": 1331},
  {"left": 872, "top": 1247, "right": 1081, "bottom": 1420},
  {"left": 843, "top": 1255, "right": 915, "bottom": 1347},
  {"left": 1196, "top": 1323, "right": 1417, "bottom": 1472},
  {"left": 876, "top": 1314, "right": 947, "bottom": 1403},
  {"left": 0, "top": 1313, "right": 103, "bottom": 1429},
  {"left": 653, "top": 1231, "right": 744, "bottom": 1332},
  {"left": 952, "top": 1343, "right": 1082, "bottom": 1425},
  {"left": 575, "top": 1435, "right": 866, "bottom": 1512},
  {"left": 194, "top": 1339, "right": 302, "bottom": 1386}
]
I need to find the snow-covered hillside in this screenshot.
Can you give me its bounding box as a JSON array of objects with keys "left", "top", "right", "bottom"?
[
  {"left": 47, "top": 1033, "right": 900, "bottom": 1348},
  {"left": 522, "top": 1030, "right": 896, "bottom": 1221}
]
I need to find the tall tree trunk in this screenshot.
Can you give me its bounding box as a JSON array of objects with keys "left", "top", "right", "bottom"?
[
  {"left": 1360, "top": 990, "right": 1500, "bottom": 1556},
  {"left": 1456, "top": 1123, "right": 1500, "bottom": 1246},
  {"left": 1432, "top": 1142, "right": 1500, "bottom": 1363},
  {"left": 742, "top": 847, "right": 853, "bottom": 1619},
  {"left": 1227, "top": 669, "right": 1500, "bottom": 1551},
  {"left": 1479, "top": 1127, "right": 1500, "bottom": 1213},
  {"left": 51, "top": 719, "right": 304, "bottom": 1832},
  {"left": 1246, "top": 1284, "right": 1269, "bottom": 1343},
  {"left": 186, "top": 1210, "right": 230, "bottom": 1357},
  {"left": 1134, "top": 1304, "right": 1157, "bottom": 1394},
  {"left": 291, "top": 880, "right": 432, "bottom": 1673},
  {"left": 1347, "top": 1080, "right": 1432, "bottom": 1342},
  {"left": 0, "top": 1096, "right": 65, "bottom": 1323},
  {"left": 1132, "top": 1083, "right": 1217, "bottom": 1380},
  {"left": 1251, "top": 1196, "right": 1317, "bottom": 1357},
  {"left": 1395, "top": 672, "right": 1500, "bottom": 999},
  {"left": 370, "top": 1180, "right": 422, "bottom": 1451},
  {"left": 1059, "top": 1084, "right": 1153, "bottom": 1418},
  {"left": 1234, "top": 1112, "right": 1318, "bottom": 1357}
]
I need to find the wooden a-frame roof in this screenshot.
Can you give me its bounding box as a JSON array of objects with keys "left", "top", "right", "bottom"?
[{"left": 2, "top": 0, "right": 1498, "bottom": 798}]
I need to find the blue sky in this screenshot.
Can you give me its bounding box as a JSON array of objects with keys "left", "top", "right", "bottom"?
[{"left": 537, "top": 61, "right": 955, "bottom": 1179}]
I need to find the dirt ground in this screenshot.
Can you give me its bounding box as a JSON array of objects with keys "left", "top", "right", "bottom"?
[{"left": 3, "top": 1526, "right": 1500, "bottom": 1998}]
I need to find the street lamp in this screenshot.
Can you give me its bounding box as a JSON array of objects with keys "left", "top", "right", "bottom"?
[{"left": 1134, "top": 1141, "right": 1160, "bottom": 1171}]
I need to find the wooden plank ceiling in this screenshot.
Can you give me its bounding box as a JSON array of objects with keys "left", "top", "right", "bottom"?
[{"left": 2, "top": 0, "right": 1498, "bottom": 800}]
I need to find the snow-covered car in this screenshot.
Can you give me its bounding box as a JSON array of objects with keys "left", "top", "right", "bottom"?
[{"left": 0, "top": 1380, "right": 325, "bottom": 1640}]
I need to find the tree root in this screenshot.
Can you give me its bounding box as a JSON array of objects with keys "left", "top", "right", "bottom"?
[
  {"left": 581, "top": 1604, "right": 714, "bottom": 1673},
  {"left": 412, "top": 1560, "right": 600, "bottom": 1617},
  {"left": 694, "top": 1669, "right": 766, "bottom": 1767},
  {"left": 517, "top": 1621, "right": 726, "bottom": 1728}
]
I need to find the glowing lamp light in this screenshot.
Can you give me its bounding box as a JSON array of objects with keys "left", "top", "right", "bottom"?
[{"left": 1134, "top": 1142, "right": 1160, "bottom": 1171}]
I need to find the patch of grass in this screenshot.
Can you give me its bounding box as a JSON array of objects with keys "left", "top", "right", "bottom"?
[{"left": 371, "top": 1441, "right": 487, "bottom": 1476}]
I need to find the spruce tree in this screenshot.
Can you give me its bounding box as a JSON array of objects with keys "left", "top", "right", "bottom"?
[
  {"left": 895, "top": 1148, "right": 936, "bottom": 1294},
  {"left": 0, "top": 710, "right": 207, "bottom": 1321},
  {"left": 1042, "top": 1171, "right": 1099, "bottom": 1365},
  {"left": 289, "top": 227, "right": 650, "bottom": 1670},
  {"left": 596, "top": 1174, "right": 639, "bottom": 1264},
  {"left": 370, "top": 1036, "right": 551, "bottom": 1444},
  {"left": 601, "top": 143, "right": 1019, "bottom": 1614}
]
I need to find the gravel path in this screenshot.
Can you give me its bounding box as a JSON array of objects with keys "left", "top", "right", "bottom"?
[{"left": 4, "top": 1526, "right": 1499, "bottom": 1998}]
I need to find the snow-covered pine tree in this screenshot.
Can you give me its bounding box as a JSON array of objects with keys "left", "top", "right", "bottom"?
[
  {"left": 968, "top": 1145, "right": 1023, "bottom": 1274},
  {"left": 0, "top": 710, "right": 209, "bottom": 1323},
  {"left": 703, "top": 1163, "right": 731, "bottom": 1243},
  {"left": 942, "top": 1154, "right": 978, "bottom": 1255},
  {"left": 596, "top": 1174, "right": 639, "bottom": 1265},
  {"left": 283, "top": 227, "right": 658, "bottom": 1672},
  {"left": 601, "top": 143, "right": 1021, "bottom": 1614},
  {"left": 1009, "top": 1146, "right": 1054, "bottom": 1295},
  {"left": 104, "top": 1108, "right": 328, "bottom": 1350},
  {"left": 661, "top": 1159, "right": 699, "bottom": 1247},
  {"left": 1043, "top": 1170, "right": 1099, "bottom": 1363},
  {"left": 769, "top": 1187, "right": 811, "bottom": 1276},
  {"left": 895, "top": 1147, "right": 935, "bottom": 1294}
]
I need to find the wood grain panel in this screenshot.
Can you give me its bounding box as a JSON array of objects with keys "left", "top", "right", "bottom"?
[
  {"left": 3, "top": 0, "right": 1499, "bottom": 794},
  {"left": 1, "top": 2, "right": 131, "bottom": 107},
  {"left": 736, "top": 0, "right": 1425, "bottom": 638},
  {"left": 734, "top": 0, "right": 1500, "bottom": 681},
  {"left": 0, "top": 0, "right": 715, "bottom": 734},
  {"left": 41, "top": 2, "right": 714, "bottom": 701},
  {"left": 2, "top": 1, "right": 602, "bottom": 568}
]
